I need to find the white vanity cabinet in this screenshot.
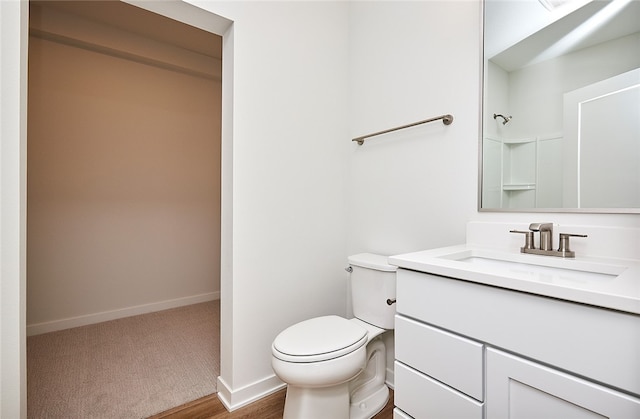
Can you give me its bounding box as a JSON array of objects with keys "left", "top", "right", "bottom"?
[{"left": 393, "top": 268, "right": 640, "bottom": 419}]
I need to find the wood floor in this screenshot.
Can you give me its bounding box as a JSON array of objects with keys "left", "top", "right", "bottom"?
[{"left": 150, "top": 388, "right": 394, "bottom": 419}]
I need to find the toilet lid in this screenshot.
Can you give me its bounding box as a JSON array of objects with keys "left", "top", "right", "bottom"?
[{"left": 272, "top": 316, "right": 367, "bottom": 363}]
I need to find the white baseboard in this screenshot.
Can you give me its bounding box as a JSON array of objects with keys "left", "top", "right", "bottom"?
[
  {"left": 216, "top": 368, "right": 393, "bottom": 412},
  {"left": 27, "top": 291, "right": 220, "bottom": 336},
  {"left": 217, "top": 374, "right": 286, "bottom": 412}
]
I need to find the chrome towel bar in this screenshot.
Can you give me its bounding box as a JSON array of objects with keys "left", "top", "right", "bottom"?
[{"left": 352, "top": 113, "right": 453, "bottom": 145}]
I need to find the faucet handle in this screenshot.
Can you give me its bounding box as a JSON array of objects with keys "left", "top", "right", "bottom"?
[
  {"left": 510, "top": 230, "right": 535, "bottom": 251},
  {"left": 557, "top": 233, "right": 588, "bottom": 258}
]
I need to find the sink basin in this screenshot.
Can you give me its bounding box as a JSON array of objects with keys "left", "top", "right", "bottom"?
[
  {"left": 455, "top": 256, "right": 619, "bottom": 282},
  {"left": 437, "top": 249, "right": 626, "bottom": 282}
]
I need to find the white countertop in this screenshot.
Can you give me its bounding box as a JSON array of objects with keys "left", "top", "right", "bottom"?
[{"left": 389, "top": 244, "right": 640, "bottom": 315}]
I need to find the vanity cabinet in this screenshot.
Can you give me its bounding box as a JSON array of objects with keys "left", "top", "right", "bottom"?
[{"left": 393, "top": 268, "right": 640, "bottom": 419}]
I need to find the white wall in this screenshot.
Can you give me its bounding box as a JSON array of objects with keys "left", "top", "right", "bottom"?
[
  {"left": 347, "top": 1, "right": 481, "bottom": 256},
  {"left": 186, "top": 0, "right": 352, "bottom": 409}
]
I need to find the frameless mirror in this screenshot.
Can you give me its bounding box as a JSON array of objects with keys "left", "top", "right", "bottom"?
[{"left": 480, "top": 0, "right": 640, "bottom": 213}]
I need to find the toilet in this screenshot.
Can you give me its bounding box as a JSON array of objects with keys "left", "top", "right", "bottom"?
[{"left": 271, "top": 253, "right": 397, "bottom": 419}]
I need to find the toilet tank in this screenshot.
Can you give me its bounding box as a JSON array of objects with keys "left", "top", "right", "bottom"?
[{"left": 348, "top": 253, "right": 397, "bottom": 330}]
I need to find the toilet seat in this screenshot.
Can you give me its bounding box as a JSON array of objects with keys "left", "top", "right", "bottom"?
[{"left": 272, "top": 315, "right": 367, "bottom": 363}]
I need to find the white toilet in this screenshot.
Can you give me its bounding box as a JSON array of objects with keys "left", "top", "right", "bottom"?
[{"left": 271, "top": 253, "right": 397, "bottom": 419}]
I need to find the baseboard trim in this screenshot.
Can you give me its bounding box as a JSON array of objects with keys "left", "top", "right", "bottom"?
[
  {"left": 216, "top": 369, "right": 392, "bottom": 412},
  {"left": 217, "top": 374, "right": 286, "bottom": 412},
  {"left": 27, "top": 291, "right": 220, "bottom": 336}
]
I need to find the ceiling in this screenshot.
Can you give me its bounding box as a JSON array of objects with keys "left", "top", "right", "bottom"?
[
  {"left": 30, "top": 0, "right": 222, "bottom": 60},
  {"left": 487, "top": 0, "right": 640, "bottom": 71}
]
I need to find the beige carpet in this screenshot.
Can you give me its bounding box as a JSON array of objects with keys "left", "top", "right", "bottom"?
[{"left": 27, "top": 300, "right": 219, "bottom": 418}]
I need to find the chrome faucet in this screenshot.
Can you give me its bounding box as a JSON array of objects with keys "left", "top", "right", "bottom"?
[{"left": 510, "top": 223, "right": 587, "bottom": 258}]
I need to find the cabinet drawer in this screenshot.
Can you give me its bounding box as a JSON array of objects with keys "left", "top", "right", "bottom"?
[
  {"left": 396, "top": 315, "right": 484, "bottom": 401},
  {"left": 395, "top": 361, "right": 484, "bottom": 419}
]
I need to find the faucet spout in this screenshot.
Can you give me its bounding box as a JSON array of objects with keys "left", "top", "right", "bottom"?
[{"left": 529, "top": 223, "right": 553, "bottom": 251}]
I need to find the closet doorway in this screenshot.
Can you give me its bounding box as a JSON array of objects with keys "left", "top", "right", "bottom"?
[{"left": 26, "top": 1, "right": 222, "bottom": 415}]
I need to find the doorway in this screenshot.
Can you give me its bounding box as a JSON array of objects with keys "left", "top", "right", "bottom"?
[{"left": 26, "top": 1, "right": 225, "bottom": 415}]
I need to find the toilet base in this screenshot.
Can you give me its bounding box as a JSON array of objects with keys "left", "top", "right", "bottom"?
[
  {"left": 283, "top": 382, "right": 351, "bottom": 419},
  {"left": 350, "top": 384, "right": 389, "bottom": 419},
  {"left": 349, "top": 338, "right": 389, "bottom": 419}
]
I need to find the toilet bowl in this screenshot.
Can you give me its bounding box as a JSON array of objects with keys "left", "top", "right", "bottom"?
[{"left": 271, "top": 254, "right": 396, "bottom": 419}]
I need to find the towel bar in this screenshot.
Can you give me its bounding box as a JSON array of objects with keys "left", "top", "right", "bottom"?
[{"left": 352, "top": 114, "right": 453, "bottom": 145}]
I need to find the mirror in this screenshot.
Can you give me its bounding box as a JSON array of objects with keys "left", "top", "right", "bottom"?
[{"left": 480, "top": 0, "right": 640, "bottom": 213}]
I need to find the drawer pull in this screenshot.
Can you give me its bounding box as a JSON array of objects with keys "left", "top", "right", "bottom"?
[{"left": 387, "top": 298, "right": 396, "bottom": 305}]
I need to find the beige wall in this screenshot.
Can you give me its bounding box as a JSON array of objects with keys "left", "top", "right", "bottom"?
[{"left": 27, "top": 7, "right": 221, "bottom": 332}]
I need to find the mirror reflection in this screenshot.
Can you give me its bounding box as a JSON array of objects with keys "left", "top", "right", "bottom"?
[{"left": 481, "top": 0, "right": 640, "bottom": 212}]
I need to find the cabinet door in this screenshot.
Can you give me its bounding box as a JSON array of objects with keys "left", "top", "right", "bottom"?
[{"left": 487, "top": 348, "right": 640, "bottom": 419}]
